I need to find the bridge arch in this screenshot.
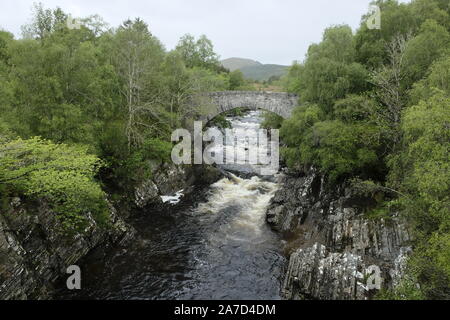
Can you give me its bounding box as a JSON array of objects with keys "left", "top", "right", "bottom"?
[{"left": 201, "top": 91, "right": 298, "bottom": 121}]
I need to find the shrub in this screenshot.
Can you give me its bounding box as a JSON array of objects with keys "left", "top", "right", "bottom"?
[{"left": 0, "top": 136, "right": 109, "bottom": 232}]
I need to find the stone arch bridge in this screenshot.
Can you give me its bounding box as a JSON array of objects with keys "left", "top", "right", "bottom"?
[{"left": 201, "top": 91, "right": 298, "bottom": 121}]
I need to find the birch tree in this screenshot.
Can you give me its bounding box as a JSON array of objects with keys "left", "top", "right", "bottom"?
[
  {"left": 370, "top": 33, "right": 411, "bottom": 150},
  {"left": 113, "top": 18, "right": 166, "bottom": 148}
]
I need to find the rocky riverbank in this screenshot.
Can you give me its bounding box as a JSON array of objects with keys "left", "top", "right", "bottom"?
[
  {"left": 0, "top": 162, "right": 223, "bottom": 300},
  {"left": 2, "top": 158, "right": 411, "bottom": 300},
  {"left": 266, "top": 167, "right": 412, "bottom": 300},
  {"left": 0, "top": 197, "right": 132, "bottom": 299},
  {"left": 134, "top": 163, "right": 224, "bottom": 208}
]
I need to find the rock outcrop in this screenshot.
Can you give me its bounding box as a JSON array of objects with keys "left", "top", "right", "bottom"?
[
  {"left": 134, "top": 163, "right": 224, "bottom": 208},
  {"left": 0, "top": 198, "right": 133, "bottom": 299},
  {"left": 134, "top": 163, "right": 187, "bottom": 208},
  {"left": 0, "top": 161, "right": 223, "bottom": 300},
  {"left": 266, "top": 168, "right": 412, "bottom": 300}
]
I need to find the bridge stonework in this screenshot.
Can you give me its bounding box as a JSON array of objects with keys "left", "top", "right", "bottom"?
[{"left": 204, "top": 91, "right": 298, "bottom": 120}]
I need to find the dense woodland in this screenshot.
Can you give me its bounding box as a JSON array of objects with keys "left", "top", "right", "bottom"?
[
  {"left": 262, "top": 0, "right": 450, "bottom": 299},
  {"left": 0, "top": 0, "right": 449, "bottom": 299},
  {"left": 0, "top": 4, "right": 251, "bottom": 229}
]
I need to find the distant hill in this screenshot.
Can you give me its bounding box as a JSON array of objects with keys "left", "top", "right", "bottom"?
[
  {"left": 221, "top": 57, "right": 262, "bottom": 71},
  {"left": 221, "top": 57, "right": 288, "bottom": 81},
  {"left": 239, "top": 64, "right": 288, "bottom": 82}
]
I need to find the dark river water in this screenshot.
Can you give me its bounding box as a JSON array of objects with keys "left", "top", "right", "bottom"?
[{"left": 57, "top": 111, "right": 286, "bottom": 300}]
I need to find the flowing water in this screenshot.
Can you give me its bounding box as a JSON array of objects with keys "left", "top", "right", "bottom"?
[{"left": 59, "top": 110, "right": 285, "bottom": 300}]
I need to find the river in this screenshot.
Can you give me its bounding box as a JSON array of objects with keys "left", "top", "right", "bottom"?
[{"left": 58, "top": 110, "right": 285, "bottom": 300}]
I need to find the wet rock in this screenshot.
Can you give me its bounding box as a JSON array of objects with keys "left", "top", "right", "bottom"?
[
  {"left": 152, "top": 163, "right": 187, "bottom": 196},
  {"left": 185, "top": 165, "right": 225, "bottom": 187},
  {"left": 0, "top": 197, "right": 133, "bottom": 300},
  {"left": 134, "top": 163, "right": 188, "bottom": 208},
  {"left": 135, "top": 179, "right": 160, "bottom": 208},
  {"left": 283, "top": 243, "right": 366, "bottom": 300},
  {"left": 266, "top": 168, "right": 412, "bottom": 300},
  {"left": 134, "top": 164, "right": 224, "bottom": 208}
]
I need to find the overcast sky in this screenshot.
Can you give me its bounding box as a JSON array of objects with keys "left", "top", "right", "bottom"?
[{"left": 0, "top": 0, "right": 410, "bottom": 65}]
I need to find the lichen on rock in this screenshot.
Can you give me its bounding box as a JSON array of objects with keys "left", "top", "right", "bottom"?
[{"left": 266, "top": 168, "right": 412, "bottom": 300}]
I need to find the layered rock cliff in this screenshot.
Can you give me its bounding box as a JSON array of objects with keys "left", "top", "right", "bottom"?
[
  {"left": 0, "top": 197, "right": 133, "bottom": 299},
  {"left": 0, "top": 162, "right": 224, "bottom": 300},
  {"left": 266, "top": 168, "right": 412, "bottom": 300}
]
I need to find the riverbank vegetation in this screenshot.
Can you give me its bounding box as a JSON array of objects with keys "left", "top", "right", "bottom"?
[
  {"left": 0, "top": 3, "right": 251, "bottom": 231},
  {"left": 0, "top": 0, "right": 448, "bottom": 300},
  {"left": 263, "top": 0, "right": 449, "bottom": 299}
]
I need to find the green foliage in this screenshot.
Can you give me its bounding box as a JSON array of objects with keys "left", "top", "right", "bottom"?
[
  {"left": 207, "top": 114, "right": 232, "bottom": 129},
  {"left": 282, "top": 62, "right": 303, "bottom": 93},
  {"left": 364, "top": 204, "right": 392, "bottom": 221},
  {"left": 5, "top": 27, "right": 121, "bottom": 146},
  {"left": 0, "top": 137, "right": 109, "bottom": 232},
  {"left": 284, "top": 25, "right": 369, "bottom": 113},
  {"left": 281, "top": 101, "right": 382, "bottom": 180},
  {"left": 308, "top": 121, "right": 380, "bottom": 180},
  {"left": 0, "top": 1, "right": 448, "bottom": 298},
  {"left": 175, "top": 34, "right": 221, "bottom": 71},
  {"left": 390, "top": 93, "right": 449, "bottom": 232},
  {"left": 141, "top": 137, "right": 172, "bottom": 164},
  {"left": 279, "top": 1, "right": 450, "bottom": 297},
  {"left": 0, "top": 5, "right": 227, "bottom": 196},
  {"left": 228, "top": 70, "right": 246, "bottom": 90},
  {"left": 0, "top": 5, "right": 234, "bottom": 243},
  {"left": 0, "top": 30, "right": 13, "bottom": 64},
  {"left": 376, "top": 275, "right": 425, "bottom": 300},
  {"left": 387, "top": 92, "right": 450, "bottom": 298},
  {"left": 403, "top": 19, "right": 450, "bottom": 86},
  {"left": 408, "top": 233, "right": 450, "bottom": 299},
  {"left": 261, "top": 111, "right": 284, "bottom": 130},
  {"left": 355, "top": 0, "right": 419, "bottom": 68},
  {"left": 333, "top": 94, "right": 377, "bottom": 122},
  {"left": 410, "top": 56, "right": 450, "bottom": 104}
]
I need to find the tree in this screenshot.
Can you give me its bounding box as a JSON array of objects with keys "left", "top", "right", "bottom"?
[
  {"left": 228, "top": 70, "right": 245, "bottom": 90},
  {"left": 112, "top": 18, "right": 166, "bottom": 148},
  {"left": 333, "top": 94, "right": 377, "bottom": 123},
  {"left": 0, "top": 137, "right": 109, "bottom": 231},
  {"left": 308, "top": 25, "right": 356, "bottom": 63},
  {"left": 403, "top": 19, "right": 450, "bottom": 85},
  {"left": 409, "top": 56, "right": 450, "bottom": 104},
  {"left": 21, "top": 3, "right": 68, "bottom": 39},
  {"left": 289, "top": 25, "right": 369, "bottom": 114},
  {"left": 0, "top": 30, "right": 13, "bottom": 64},
  {"left": 355, "top": 0, "right": 418, "bottom": 68},
  {"left": 0, "top": 31, "right": 13, "bottom": 136},
  {"left": 282, "top": 61, "right": 303, "bottom": 93},
  {"left": 370, "top": 33, "right": 411, "bottom": 151},
  {"left": 175, "top": 34, "right": 220, "bottom": 70},
  {"left": 387, "top": 93, "right": 450, "bottom": 298}
]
